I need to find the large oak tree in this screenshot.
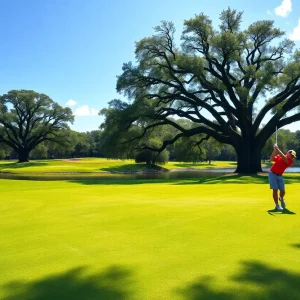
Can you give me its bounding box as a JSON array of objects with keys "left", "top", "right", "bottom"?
[
  {"left": 0, "top": 90, "right": 74, "bottom": 162},
  {"left": 106, "top": 8, "right": 300, "bottom": 173}
]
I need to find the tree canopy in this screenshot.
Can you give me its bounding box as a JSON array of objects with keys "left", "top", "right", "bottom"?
[
  {"left": 0, "top": 89, "right": 74, "bottom": 162},
  {"left": 101, "top": 7, "right": 300, "bottom": 173}
]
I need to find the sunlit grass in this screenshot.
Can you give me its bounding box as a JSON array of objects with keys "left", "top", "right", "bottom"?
[
  {"left": 0, "top": 158, "right": 134, "bottom": 173},
  {"left": 166, "top": 160, "right": 238, "bottom": 169},
  {"left": 0, "top": 158, "right": 252, "bottom": 174},
  {"left": 1, "top": 177, "right": 300, "bottom": 299}
]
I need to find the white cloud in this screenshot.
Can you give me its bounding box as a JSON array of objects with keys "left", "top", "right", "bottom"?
[
  {"left": 267, "top": 10, "right": 273, "bottom": 15},
  {"left": 91, "top": 108, "right": 99, "bottom": 116},
  {"left": 66, "top": 99, "right": 77, "bottom": 107},
  {"left": 74, "top": 105, "right": 99, "bottom": 116},
  {"left": 290, "top": 19, "right": 300, "bottom": 40},
  {"left": 274, "top": 0, "right": 292, "bottom": 17}
]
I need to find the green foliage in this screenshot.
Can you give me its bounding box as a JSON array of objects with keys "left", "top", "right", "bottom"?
[
  {"left": 210, "top": 31, "right": 243, "bottom": 60},
  {"left": 30, "top": 143, "right": 48, "bottom": 159},
  {"left": 247, "top": 20, "right": 284, "bottom": 42},
  {"left": 155, "top": 149, "right": 169, "bottom": 164},
  {"left": 135, "top": 150, "right": 152, "bottom": 164},
  {"left": 0, "top": 143, "right": 12, "bottom": 159},
  {"left": 139, "top": 137, "right": 170, "bottom": 165},
  {"left": 219, "top": 7, "right": 243, "bottom": 32},
  {"left": 87, "top": 130, "right": 104, "bottom": 157},
  {"left": 173, "top": 137, "right": 205, "bottom": 163},
  {"left": 0, "top": 90, "right": 74, "bottom": 162},
  {"left": 135, "top": 149, "right": 169, "bottom": 165},
  {"left": 202, "top": 138, "right": 222, "bottom": 163},
  {"left": 219, "top": 143, "right": 237, "bottom": 161},
  {"left": 261, "top": 129, "right": 299, "bottom": 159},
  {"left": 100, "top": 7, "right": 300, "bottom": 173},
  {"left": 176, "top": 54, "right": 205, "bottom": 77},
  {"left": 282, "top": 61, "right": 300, "bottom": 81}
]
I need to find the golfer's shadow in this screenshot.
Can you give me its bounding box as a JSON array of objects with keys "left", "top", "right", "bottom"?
[{"left": 267, "top": 208, "right": 296, "bottom": 216}]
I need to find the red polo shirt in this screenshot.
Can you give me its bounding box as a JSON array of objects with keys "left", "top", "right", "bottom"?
[{"left": 270, "top": 155, "right": 293, "bottom": 175}]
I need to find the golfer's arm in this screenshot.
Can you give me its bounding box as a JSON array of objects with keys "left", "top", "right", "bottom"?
[{"left": 276, "top": 148, "right": 288, "bottom": 163}]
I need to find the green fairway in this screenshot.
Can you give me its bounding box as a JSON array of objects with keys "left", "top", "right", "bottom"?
[
  {"left": 0, "top": 158, "right": 136, "bottom": 173},
  {"left": 1, "top": 175, "right": 300, "bottom": 299},
  {"left": 0, "top": 158, "right": 248, "bottom": 174}
]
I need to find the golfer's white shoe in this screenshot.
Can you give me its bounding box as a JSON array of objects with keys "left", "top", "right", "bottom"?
[
  {"left": 275, "top": 205, "right": 283, "bottom": 211},
  {"left": 279, "top": 197, "right": 286, "bottom": 209}
]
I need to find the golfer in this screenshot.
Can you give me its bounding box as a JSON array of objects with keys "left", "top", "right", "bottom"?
[{"left": 269, "top": 144, "right": 297, "bottom": 211}]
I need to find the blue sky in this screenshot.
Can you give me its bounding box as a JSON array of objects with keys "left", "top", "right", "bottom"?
[{"left": 0, "top": 0, "right": 299, "bottom": 132}]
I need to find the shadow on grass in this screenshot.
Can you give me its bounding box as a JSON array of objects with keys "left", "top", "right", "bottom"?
[
  {"left": 2, "top": 265, "right": 133, "bottom": 300},
  {"left": 267, "top": 208, "right": 296, "bottom": 216},
  {"left": 68, "top": 174, "right": 300, "bottom": 186},
  {"left": 3, "top": 260, "right": 300, "bottom": 299},
  {"left": 0, "top": 161, "right": 48, "bottom": 171},
  {"left": 291, "top": 243, "right": 300, "bottom": 249},
  {"left": 177, "top": 260, "right": 300, "bottom": 300},
  {"left": 100, "top": 163, "right": 168, "bottom": 173}
]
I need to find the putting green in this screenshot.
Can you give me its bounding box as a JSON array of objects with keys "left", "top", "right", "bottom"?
[{"left": 1, "top": 176, "right": 300, "bottom": 299}]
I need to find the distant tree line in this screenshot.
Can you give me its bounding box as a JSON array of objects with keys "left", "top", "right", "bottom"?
[
  {"left": 0, "top": 130, "right": 104, "bottom": 160},
  {"left": 1, "top": 90, "right": 300, "bottom": 165},
  {"left": 1, "top": 124, "right": 299, "bottom": 165}
]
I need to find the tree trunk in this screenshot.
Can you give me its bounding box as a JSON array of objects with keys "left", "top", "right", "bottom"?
[
  {"left": 235, "top": 141, "right": 262, "bottom": 173},
  {"left": 17, "top": 149, "right": 30, "bottom": 163}
]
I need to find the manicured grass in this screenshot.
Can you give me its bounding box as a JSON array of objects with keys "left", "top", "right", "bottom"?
[
  {"left": 0, "top": 158, "right": 244, "bottom": 174},
  {"left": 0, "top": 158, "right": 136, "bottom": 173},
  {"left": 1, "top": 175, "right": 300, "bottom": 299},
  {"left": 166, "top": 160, "right": 238, "bottom": 169}
]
